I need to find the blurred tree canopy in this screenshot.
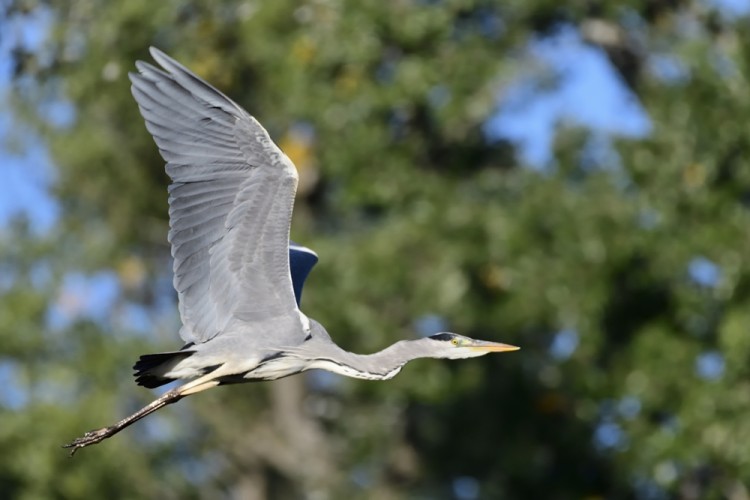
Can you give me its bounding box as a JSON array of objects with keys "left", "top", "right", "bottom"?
[{"left": 2, "top": 0, "right": 750, "bottom": 498}]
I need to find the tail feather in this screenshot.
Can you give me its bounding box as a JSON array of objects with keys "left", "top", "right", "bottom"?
[{"left": 133, "top": 350, "right": 196, "bottom": 388}]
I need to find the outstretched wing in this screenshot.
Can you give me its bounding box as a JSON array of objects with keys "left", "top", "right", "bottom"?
[{"left": 130, "top": 47, "right": 300, "bottom": 344}]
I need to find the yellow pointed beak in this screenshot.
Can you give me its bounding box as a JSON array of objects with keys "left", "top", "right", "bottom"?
[{"left": 469, "top": 340, "right": 520, "bottom": 352}]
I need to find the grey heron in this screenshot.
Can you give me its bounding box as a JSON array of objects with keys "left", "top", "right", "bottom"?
[{"left": 63, "top": 48, "right": 519, "bottom": 455}]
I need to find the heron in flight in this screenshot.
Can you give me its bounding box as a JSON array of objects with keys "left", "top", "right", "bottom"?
[{"left": 64, "top": 48, "right": 519, "bottom": 455}]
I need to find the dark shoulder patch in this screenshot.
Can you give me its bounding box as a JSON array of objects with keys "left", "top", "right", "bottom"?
[{"left": 429, "top": 333, "right": 455, "bottom": 342}]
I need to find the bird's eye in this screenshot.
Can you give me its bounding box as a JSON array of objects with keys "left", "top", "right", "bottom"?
[{"left": 451, "top": 338, "right": 459, "bottom": 346}]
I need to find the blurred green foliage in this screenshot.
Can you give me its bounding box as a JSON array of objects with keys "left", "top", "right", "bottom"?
[{"left": 2, "top": 0, "right": 750, "bottom": 498}]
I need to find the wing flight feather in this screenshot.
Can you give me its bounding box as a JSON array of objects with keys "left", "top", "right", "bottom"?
[{"left": 130, "top": 47, "right": 301, "bottom": 343}]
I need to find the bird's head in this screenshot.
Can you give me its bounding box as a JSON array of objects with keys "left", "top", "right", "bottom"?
[{"left": 425, "top": 332, "right": 519, "bottom": 359}]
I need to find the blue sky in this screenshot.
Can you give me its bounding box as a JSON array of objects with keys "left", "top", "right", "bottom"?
[
  {"left": 483, "top": 25, "right": 651, "bottom": 167},
  {"left": 0, "top": 5, "right": 59, "bottom": 233}
]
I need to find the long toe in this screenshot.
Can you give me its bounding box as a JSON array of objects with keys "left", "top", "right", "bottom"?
[{"left": 63, "top": 427, "right": 115, "bottom": 456}]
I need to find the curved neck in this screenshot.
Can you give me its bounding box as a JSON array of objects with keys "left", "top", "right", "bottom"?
[{"left": 304, "top": 338, "right": 434, "bottom": 381}]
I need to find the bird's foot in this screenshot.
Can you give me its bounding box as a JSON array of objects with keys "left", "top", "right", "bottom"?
[{"left": 63, "top": 426, "right": 116, "bottom": 457}]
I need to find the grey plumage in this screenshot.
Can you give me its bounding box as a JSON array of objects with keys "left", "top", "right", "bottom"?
[
  {"left": 63, "top": 48, "right": 519, "bottom": 456},
  {"left": 132, "top": 49, "right": 299, "bottom": 345}
]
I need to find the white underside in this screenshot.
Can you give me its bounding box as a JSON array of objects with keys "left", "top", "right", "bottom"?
[
  {"left": 304, "top": 359, "right": 403, "bottom": 380},
  {"left": 246, "top": 357, "right": 403, "bottom": 381}
]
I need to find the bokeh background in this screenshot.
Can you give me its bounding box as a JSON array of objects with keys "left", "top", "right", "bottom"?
[{"left": 2, "top": 0, "right": 750, "bottom": 498}]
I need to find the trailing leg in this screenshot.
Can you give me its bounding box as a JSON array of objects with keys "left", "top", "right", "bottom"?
[{"left": 63, "top": 373, "right": 221, "bottom": 456}]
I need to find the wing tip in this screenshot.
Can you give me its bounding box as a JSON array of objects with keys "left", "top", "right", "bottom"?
[
  {"left": 149, "top": 45, "right": 161, "bottom": 55},
  {"left": 148, "top": 46, "right": 188, "bottom": 78},
  {"left": 149, "top": 46, "right": 168, "bottom": 63}
]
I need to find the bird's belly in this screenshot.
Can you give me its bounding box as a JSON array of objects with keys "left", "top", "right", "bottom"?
[{"left": 243, "top": 356, "right": 309, "bottom": 381}]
